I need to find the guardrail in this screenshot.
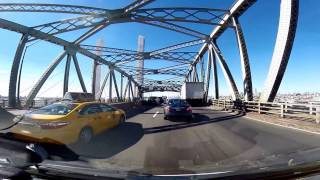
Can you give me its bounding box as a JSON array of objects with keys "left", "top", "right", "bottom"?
[{"left": 212, "top": 99, "right": 320, "bottom": 123}]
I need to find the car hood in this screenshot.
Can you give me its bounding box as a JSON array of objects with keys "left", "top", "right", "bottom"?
[{"left": 32, "top": 147, "right": 320, "bottom": 179}]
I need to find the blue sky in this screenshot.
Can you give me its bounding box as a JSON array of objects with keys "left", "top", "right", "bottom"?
[{"left": 0, "top": 0, "right": 319, "bottom": 98}]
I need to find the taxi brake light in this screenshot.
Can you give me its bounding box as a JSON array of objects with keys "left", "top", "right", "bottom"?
[{"left": 38, "top": 122, "right": 69, "bottom": 129}]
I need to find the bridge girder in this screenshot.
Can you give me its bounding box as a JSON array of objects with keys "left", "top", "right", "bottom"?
[{"left": 3, "top": 0, "right": 300, "bottom": 108}]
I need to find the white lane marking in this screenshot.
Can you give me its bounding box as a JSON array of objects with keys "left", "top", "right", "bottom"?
[
  {"left": 245, "top": 116, "right": 320, "bottom": 135},
  {"left": 153, "top": 111, "right": 159, "bottom": 118}
]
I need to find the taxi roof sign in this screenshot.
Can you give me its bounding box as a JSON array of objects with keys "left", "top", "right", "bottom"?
[{"left": 63, "top": 92, "right": 94, "bottom": 102}]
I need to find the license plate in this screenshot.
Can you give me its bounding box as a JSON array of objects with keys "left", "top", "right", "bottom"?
[{"left": 175, "top": 108, "right": 181, "bottom": 111}]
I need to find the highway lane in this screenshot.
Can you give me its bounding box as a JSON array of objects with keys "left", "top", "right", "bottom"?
[
  {"left": 3, "top": 105, "right": 320, "bottom": 174},
  {"left": 64, "top": 106, "right": 320, "bottom": 174}
]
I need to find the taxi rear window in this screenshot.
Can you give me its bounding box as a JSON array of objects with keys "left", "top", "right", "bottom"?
[{"left": 32, "top": 103, "right": 78, "bottom": 115}]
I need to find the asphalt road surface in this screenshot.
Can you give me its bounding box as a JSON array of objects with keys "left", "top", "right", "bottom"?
[{"left": 51, "top": 105, "right": 320, "bottom": 175}]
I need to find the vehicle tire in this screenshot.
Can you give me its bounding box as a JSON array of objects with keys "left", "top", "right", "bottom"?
[
  {"left": 118, "top": 115, "right": 126, "bottom": 126},
  {"left": 187, "top": 116, "right": 193, "bottom": 123},
  {"left": 164, "top": 115, "right": 168, "bottom": 120},
  {"left": 78, "top": 127, "right": 93, "bottom": 144}
]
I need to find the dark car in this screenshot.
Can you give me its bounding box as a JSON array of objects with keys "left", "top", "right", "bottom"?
[{"left": 163, "top": 99, "right": 193, "bottom": 121}]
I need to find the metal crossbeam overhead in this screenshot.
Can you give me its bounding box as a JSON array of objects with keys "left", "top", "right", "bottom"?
[
  {"left": 131, "top": 8, "right": 229, "bottom": 25},
  {"left": 150, "top": 39, "right": 206, "bottom": 56},
  {"left": 84, "top": 44, "right": 197, "bottom": 64},
  {"left": 124, "top": 0, "right": 155, "bottom": 14},
  {"left": 123, "top": 67, "right": 188, "bottom": 77},
  {"left": 151, "top": 52, "right": 196, "bottom": 63},
  {"left": 29, "top": 15, "right": 108, "bottom": 41},
  {"left": 82, "top": 44, "right": 137, "bottom": 54},
  {"left": 137, "top": 20, "right": 208, "bottom": 38},
  {"left": 0, "top": 3, "right": 108, "bottom": 15}
]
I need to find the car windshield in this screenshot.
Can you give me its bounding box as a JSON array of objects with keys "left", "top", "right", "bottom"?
[
  {"left": 31, "top": 103, "right": 77, "bottom": 115},
  {"left": 1, "top": 0, "right": 320, "bottom": 179},
  {"left": 168, "top": 99, "right": 188, "bottom": 106}
]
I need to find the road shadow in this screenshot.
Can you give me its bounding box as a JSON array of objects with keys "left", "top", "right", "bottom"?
[
  {"left": 144, "top": 111, "right": 246, "bottom": 134},
  {"left": 124, "top": 105, "right": 156, "bottom": 119},
  {"left": 68, "top": 122, "right": 143, "bottom": 159}
]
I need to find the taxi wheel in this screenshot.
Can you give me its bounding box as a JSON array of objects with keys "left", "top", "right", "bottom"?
[
  {"left": 119, "top": 115, "right": 125, "bottom": 125},
  {"left": 79, "top": 127, "right": 93, "bottom": 144}
]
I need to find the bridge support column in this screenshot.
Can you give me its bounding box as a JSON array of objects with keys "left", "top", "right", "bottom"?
[
  {"left": 260, "top": 0, "right": 299, "bottom": 102},
  {"left": 204, "top": 52, "right": 211, "bottom": 100},
  {"left": 63, "top": 54, "right": 71, "bottom": 96},
  {"left": 123, "top": 79, "right": 130, "bottom": 102},
  {"left": 25, "top": 51, "right": 67, "bottom": 108},
  {"left": 193, "top": 64, "right": 199, "bottom": 82},
  {"left": 212, "top": 42, "right": 240, "bottom": 100},
  {"left": 232, "top": 17, "right": 253, "bottom": 101},
  {"left": 200, "top": 56, "right": 205, "bottom": 82},
  {"left": 72, "top": 54, "right": 87, "bottom": 93},
  {"left": 120, "top": 74, "right": 124, "bottom": 101},
  {"left": 97, "top": 70, "right": 110, "bottom": 100},
  {"left": 8, "top": 34, "right": 28, "bottom": 108},
  {"left": 109, "top": 68, "right": 113, "bottom": 103},
  {"left": 111, "top": 70, "right": 121, "bottom": 102},
  {"left": 209, "top": 45, "right": 219, "bottom": 99}
]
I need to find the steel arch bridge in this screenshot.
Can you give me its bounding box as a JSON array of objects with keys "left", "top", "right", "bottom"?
[{"left": 1, "top": 0, "right": 298, "bottom": 108}]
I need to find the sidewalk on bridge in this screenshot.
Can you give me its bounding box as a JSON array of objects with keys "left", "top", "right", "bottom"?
[{"left": 211, "top": 106, "right": 320, "bottom": 134}]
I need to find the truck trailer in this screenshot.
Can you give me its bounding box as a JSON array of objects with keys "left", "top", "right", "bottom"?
[{"left": 180, "top": 82, "right": 205, "bottom": 106}]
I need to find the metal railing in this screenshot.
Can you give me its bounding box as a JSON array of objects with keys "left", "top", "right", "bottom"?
[{"left": 212, "top": 99, "right": 320, "bottom": 123}]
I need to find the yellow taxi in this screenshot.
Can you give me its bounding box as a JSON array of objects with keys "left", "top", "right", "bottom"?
[{"left": 10, "top": 97, "right": 126, "bottom": 144}]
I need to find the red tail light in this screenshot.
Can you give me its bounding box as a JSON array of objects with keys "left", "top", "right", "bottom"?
[
  {"left": 165, "top": 106, "right": 172, "bottom": 112},
  {"left": 38, "top": 121, "right": 69, "bottom": 129},
  {"left": 186, "top": 107, "right": 192, "bottom": 112}
]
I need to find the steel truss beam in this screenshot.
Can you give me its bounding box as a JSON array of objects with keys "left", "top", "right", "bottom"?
[
  {"left": 131, "top": 8, "right": 229, "bottom": 25},
  {"left": 83, "top": 44, "right": 197, "bottom": 64},
  {"left": 27, "top": 52, "right": 67, "bottom": 107},
  {"left": 137, "top": 20, "right": 207, "bottom": 38},
  {"left": 124, "top": 0, "right": 155, "bottom": 14},
  {"left": 260, "top": 0, "right": 299, "bottom": 102},
  {"left": 98, "top": 71, "right": 110, "bottom": 99},
  {"left": 209, "top": 46, "right": 219, "bottom": 99},
  {"left": 186, "top": 0, "right": 256, "bottom": 79},
  {"left": 0, "top": 3, "right": 108, "bottom": 15},
  {"left": 111, "top": 70, "right": 121, "bottom": 102},
  {"left": 0, "top": 18, "right": 139, "bottom": 107},
  {"left": 120, "top": 65, "right": 188, "bottom": 77},
  {"left": 81, "top": 44, "right": 137, "bottom": 54},
  {"left": 63, "top": 54, "right": 71, "bottom": 95},
  {"left": 72, "top": 54, "right": 87, "bottom": 92},
  {"left": 150, "top": 39, "right": 206, "bottom": 56},
  {"left": 232, "top": 17, "right": 253, "bottom": 101},
  {"left": 28, "top": 15, "right": 109, "bottom": 41},
  {"left": 120, "top": 74, "right": 124, "bottom": 100},
  {"left": 212, "top": 42, "right": 240, "bottom": 100},
  {"left": 8, "top": 34, "right": 28, "bottom": 108},
  {"left": 204, "top": 54, "right": 211, "bottom": 100},
  {"left": 151, "top": 52, "right": 196, "bottom": 63},
  {"left": 109, "top": 68, "right": 113, "bottom": 102}
]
